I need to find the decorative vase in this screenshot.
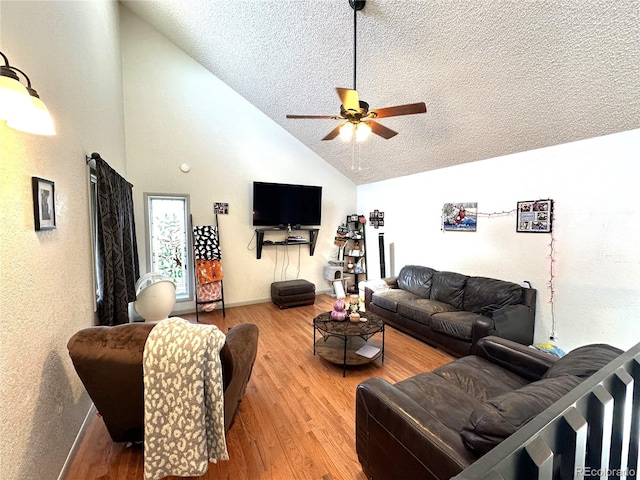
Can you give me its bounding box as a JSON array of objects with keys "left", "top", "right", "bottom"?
[
  {"left": 331, "top": 297, "right": 347, "bottom": 321},
  {"left": 331, "top": 310, "right": 347, "bottom": 321}
]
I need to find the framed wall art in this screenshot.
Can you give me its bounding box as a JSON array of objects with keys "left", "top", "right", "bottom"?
[
  {"left": 214, "top": 202, "right": 229, "bottom": 215},
  {"left": 32, "top": 177, "right": 56, "bottom": 231},
  {"left": 369, "top": 210, "right": 384, "bottom": 229},
  {"left": 516, "top": 199, "right": 553, "bottom": 233},
  {"left": 442, "top": 202, "right": 477, "bottom": 231}
]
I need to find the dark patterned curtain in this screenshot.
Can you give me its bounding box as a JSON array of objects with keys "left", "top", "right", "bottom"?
[{"left": 95, "top": 158, "right": 139, "bottom": 326}]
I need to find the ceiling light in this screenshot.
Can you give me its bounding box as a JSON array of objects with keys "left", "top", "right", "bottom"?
[
  {"left": 339, "top": 121, "right": 371, "bottom": 143},
  {"left": 339, "top": 122, "right": 355, "bottom": 141},
  {"left": 0, "top": 51, "right": 55, "bottom": 136},
  {"left": 355, "top": 122, "right": 371, "bottom": 142}
]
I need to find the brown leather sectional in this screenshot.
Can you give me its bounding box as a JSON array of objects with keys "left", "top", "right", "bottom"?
[
  {"left": 365, "top": 265, "right": 537, "bottom": 356},
  {"left": 356, "top": 336, "right": 622, "bottom": 480}
]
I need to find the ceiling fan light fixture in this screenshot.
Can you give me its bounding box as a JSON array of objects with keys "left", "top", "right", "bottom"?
[
  {"left": 339, "top": 121, "right": 371, "bottom": 142},
  {"left": 339, "top": 122, "right": 355, "bottom": 141},
  {"left": 355, "top": 121, "right": 371, "bottom": 142}
]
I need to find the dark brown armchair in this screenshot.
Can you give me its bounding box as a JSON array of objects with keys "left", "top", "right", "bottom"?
[{"left": 67, "top": 321, "right": 259, "bottom": 442}]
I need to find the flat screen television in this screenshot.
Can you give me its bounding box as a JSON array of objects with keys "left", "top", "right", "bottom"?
[{"left": 252, "top": 181, "right": 322, "bottom": 227}]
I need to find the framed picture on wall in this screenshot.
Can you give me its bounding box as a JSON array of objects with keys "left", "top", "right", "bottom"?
[
  {"left": 32, "top": 177, "right": 56, "bottom": 231},
  {"left": 442, "top": 202, "right": 477, "bottom": 231},
  {"left": 516, "top": 199, "right": 553, "bottom": 233},
  {"left": 214, "top": 202, "right": 229, "bottom": 214}
]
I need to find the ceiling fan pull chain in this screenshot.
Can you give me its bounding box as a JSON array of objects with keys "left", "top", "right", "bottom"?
[{"left": 351, "top": 135, "right": 355, "bottom": 170}]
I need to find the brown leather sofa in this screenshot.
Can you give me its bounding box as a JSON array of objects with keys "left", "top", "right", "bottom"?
[
  {"left": 67, "top": 321, "right": 259, "bottom": 442},
  {"left": 365, "top": 265, "right": 536, "bottom": 356},
  {"left": 355, "top": 336, "right": 622, "bottom": 480}
]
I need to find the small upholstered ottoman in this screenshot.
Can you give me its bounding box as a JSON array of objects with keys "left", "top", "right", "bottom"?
[{"left": 271, "top": 279, "right": 315, "bottom": 309}]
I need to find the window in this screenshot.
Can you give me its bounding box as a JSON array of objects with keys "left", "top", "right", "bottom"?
[{"left": 144, "top": 194, "right": 192, "bottom": 301}]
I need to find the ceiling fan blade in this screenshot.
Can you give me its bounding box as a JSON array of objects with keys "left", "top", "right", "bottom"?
[
  {"left": 286, "top": 114, "right": 337, "bottom": 119},
  {"left": 368, "top": 120, "right": 398, "bottom": 139},
  {"left": 370, "top": 102, "right": 427, "bottom": 119},
  {"left": 322, "top": 124, "right": 344, "bottom": 141},
  {"left": 336, "top": 88, "right": 360, "bottom": 112}
]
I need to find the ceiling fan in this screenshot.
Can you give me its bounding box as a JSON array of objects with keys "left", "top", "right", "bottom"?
[{"left": 286, "top": 0, "right": 427, "bottom": 141}]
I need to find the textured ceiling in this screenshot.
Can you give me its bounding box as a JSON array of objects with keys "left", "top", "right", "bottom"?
[{"left": 121, "top": 0, "right": 640, "bottom": 185}]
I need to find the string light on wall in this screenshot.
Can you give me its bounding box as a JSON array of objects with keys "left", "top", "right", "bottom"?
[
  {"left": 477, "top": 203, "right": 558, "bottom": 341},
  {"left": 547, "top": 230, "right": 557, "bottom": 340},
  {"left": 0, "top": 51, "right": 55, "bottom": 135},
  {"left": 476, "top": 209, "right": 517, "bottom": 218}
]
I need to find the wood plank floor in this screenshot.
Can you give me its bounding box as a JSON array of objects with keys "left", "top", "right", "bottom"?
[{"left": 63, "top": 294, "right": 453, "bottom": 480}]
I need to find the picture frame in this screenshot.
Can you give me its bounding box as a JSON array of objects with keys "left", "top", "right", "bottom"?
[
  {"left": 516, "top": 199, "right": 553, "bottom": 233},
  {"left": 213, "top": 202, "right": 229, "bottom": 215},
  {"left": 442, "top": 202, "right": 477, "bottom": 231},
  {"left": 369, "top": 210, "right": 385, "bottom": 229},
  {"left": 32, "top": 177, "right": 56, "bottom": 231}
]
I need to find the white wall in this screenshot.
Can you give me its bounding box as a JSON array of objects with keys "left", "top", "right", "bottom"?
[
  {"left": 0, "top": 1, "right": 127, "bottom": 479},
  {"left": 119, "top": 6, "right": 356, "bottom": 311},
  {"left": 358, "top": 129, "right": 640, "bottom": 352}
]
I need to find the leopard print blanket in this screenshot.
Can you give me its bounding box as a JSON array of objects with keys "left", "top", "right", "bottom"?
[{"left": 143, "top": 317, "right": 229, "bottom": 480}]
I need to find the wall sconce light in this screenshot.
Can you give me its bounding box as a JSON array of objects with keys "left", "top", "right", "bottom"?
[{"left": 0, "top": 51, "right": 55, "bottom": 136}]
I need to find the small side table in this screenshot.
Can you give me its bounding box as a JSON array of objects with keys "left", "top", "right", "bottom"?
[{"left": 313, "top": 311, "right": 385, "bottom": 377}]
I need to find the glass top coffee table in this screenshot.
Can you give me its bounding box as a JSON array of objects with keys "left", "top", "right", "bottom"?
[{"left": 313, "top": 311, "right": 385, "bottom": 377}]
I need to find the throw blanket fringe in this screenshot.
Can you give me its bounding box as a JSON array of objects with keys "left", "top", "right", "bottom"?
[{"left": 143, "top": 317, "right": 228, "bottom": 480}]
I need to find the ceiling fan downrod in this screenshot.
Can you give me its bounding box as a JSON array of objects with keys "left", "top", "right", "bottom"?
[{"left": 349, "top": 0, "right": 365, "bottom": 91}]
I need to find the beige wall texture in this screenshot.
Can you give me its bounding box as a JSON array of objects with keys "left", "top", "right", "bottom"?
[{"left": 0, "top": 1, "right": 127, "bottom": 479}]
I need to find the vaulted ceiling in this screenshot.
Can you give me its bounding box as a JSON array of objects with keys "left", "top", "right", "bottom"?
[{"left": 121, "top": 0, "right": 640, "bottom": 185}]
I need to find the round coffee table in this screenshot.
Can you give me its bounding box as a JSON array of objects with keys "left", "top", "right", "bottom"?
[{"left": 313, "top": 311, "right": 385, "bottom": 377}]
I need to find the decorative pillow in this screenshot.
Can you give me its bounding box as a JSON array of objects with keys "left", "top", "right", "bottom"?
[
  {"left": 543, "top": 343, "right": 623, "bottom": 379},
  {"left": 461, "top": 374, "right": 582, "bottom": 454}
]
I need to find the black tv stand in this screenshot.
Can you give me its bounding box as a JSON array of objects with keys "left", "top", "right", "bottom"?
[
  {"left": 255, "top": 227, "right": 319, "bottom": 259},
  {"left": 275, "top": 223, "right": 302, "bottom": 231}
]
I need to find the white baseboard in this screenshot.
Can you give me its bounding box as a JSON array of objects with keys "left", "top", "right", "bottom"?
[
  {"left": 170, "top": 290, "right": 334, "bottom": 316},
  {"left": 57, "top": 404, "right": 96, "bottom": 480}
]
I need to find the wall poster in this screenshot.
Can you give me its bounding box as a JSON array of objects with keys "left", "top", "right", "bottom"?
[{"left": 442, "top": 202, "right": 477, "bottom": 231}]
